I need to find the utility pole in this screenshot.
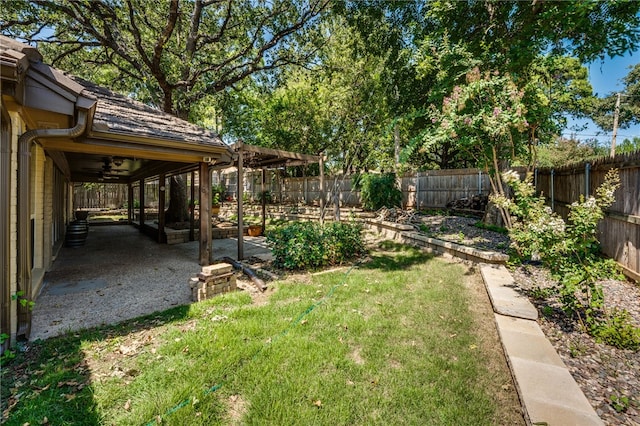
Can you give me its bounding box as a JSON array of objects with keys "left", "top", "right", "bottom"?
[{"left": 611, "top": 92, "right": 621, "bottom": 158}]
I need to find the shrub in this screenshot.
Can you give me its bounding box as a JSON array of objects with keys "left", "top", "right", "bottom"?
[
  {"left": 494, "top": 169, "right": 639, "bottom": 350},
  {"left": 266, "top": 221, "right": 365, "bottom": 270},
  {"left": 355, "top": 173, "right": 402, "bottom": 211}
]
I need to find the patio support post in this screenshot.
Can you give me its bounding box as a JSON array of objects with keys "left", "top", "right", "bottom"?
[
  {"left": 158, "top": 174, "right": 166, "bottom": 243},
  {"left": 261, "top": 168, "right": 266, "bottom": 234},
  {"left": 139, "top": 178, "right": 145, "bottom": 228},
  {"left": 319, "top": 155, "right": 325, "bottom": 225},
  {"left": 303, "top": 165, "right": 307, "bottom": 205},
  {"left": 237, "top": 144, "right": 244, "bottom": 260},
  {"left": 127, "top": 183, "right": 133, "bottom": 224},
  {"left": 189, "top": 171, "right": 195, "bottom": 241},
  {"left": 199, "top": 162, "right": 212, "bottom": 265}
]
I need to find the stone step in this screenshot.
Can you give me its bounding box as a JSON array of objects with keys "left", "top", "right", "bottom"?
[{"left": 480, "top": 264, "right": 538, "bottom": 320}]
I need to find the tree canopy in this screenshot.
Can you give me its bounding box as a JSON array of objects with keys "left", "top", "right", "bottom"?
[
  {"left": 2, "top": 0, "right": 639, "bottom": 172},
  {"left": 2, "top": 0, "right": 329, "bottom": 119}
]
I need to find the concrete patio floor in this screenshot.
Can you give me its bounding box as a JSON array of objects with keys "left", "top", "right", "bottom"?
[{"left": 30, "top": 224, "right": 271, "bottom": 341}]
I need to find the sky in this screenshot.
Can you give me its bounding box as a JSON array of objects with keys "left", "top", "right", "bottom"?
[{"left": 563, "top": 51, "right": 639, "bottom": 146}]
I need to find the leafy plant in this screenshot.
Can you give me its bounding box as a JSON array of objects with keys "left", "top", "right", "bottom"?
[
  {"left": 212, "top": 184, "right": 226, "bottom": 206},
  {"left": 0, "top": 333, "right": 15, "bottom": 364},
  {"left": 12, "top": 291, "right": 34, "bottom": 311},
  {"left": 258, "top": 190, "right": 273, "bottom": 204},
  {"left": 494, "top": 169, "right": 639, "bottom": 350},
  {"left": 354, "top": 173, "right": 402, "bottom": 211},
  {"left": 473, "top": 221, "right": 508, "bottom": 235},
  {"left": 591, "top": 309, "right": 640, "bottom": 351},
  {"left": 266, "top": 221, "right": 365, "bottom": 270},
  {"left": 610, "top": 394, "right": 630, "bottom": 413}
]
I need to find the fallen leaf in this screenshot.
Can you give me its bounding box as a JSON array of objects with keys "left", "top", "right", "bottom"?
[
  {"left": 39, "top": 416, "right": 49, "bottom": 425},
  {"left": 469, "top": 344, "right": 477, "bottom": 350},
  {"left": 124, "top": 399, "right": 131, "bottom": 411},
  {"left": 449, "top": 333, "right": 457, "bottom": 338},
  {"left": 64, "top": 393, "right": 76, "bottom": 402},
  {"left": 300, "top": 320, "right": 308, "bottom": 325},
  {"left": 182, "top": 346, "right": 189, "bottom": 353},
  {"left": 313, "top": 400, "right": 322, "bottom": 408}
]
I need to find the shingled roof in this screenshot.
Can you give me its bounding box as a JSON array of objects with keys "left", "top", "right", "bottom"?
[{"left": 69, "top": 74, "right": 225, "bottom": 148}]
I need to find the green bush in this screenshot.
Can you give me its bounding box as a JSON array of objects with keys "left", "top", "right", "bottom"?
[
  {"left": 266, "top": 221, "right": 365, "bottom": 270},
  {"left": 495, "top": 169, "right": 640, "bottom": 350},
  {"left": 355, "top": 173, "right": 402, "bottom": 211},
  {"left": 591, "top": 309, "right": 640, "bottom": 351}
]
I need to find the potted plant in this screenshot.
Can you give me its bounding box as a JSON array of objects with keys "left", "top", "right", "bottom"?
[
  {"left": 212, "top": 192, "right": 221, "bottom": 215},
  {"left": 246, "top": 215, "right": 263, "bottom": 236},
  {"left": 211, "top": 184, "right": 225, "bottom": 215}
]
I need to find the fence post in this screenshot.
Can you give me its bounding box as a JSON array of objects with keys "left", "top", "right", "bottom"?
[
  {"left": 534, "top": 168, "right": 538, "bottom": 193},
  {"left": 550, "top": 169, "right": 555, "bottom": 211},
  {"left": 416, "top": 172, "right": 420, "bottom": 210},
  {"left": 478, "top": 170, "right": 482, "bottom": 195},
  {"left": 585, "top": 162, "right": 591, "bottom": 198}
]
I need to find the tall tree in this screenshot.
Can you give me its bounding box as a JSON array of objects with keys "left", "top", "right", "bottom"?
[
  {"left": 590, "top": 63, "right": 640, "bottom": 132},
  {"left": 425, "top": 0, "right": 640, "bottom": 71},
  {"left": 2, "top": 0, "right": 329, "bottom": 119},
  {"left": 222, "top": 15, "right": 393, "bottom": 173}
]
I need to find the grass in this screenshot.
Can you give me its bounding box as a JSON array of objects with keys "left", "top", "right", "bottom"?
[{"left": 1, "top": 242, "right": 522, "bottom": 425}]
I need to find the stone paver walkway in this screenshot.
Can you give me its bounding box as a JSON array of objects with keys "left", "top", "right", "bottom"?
[{"left": 480, "top": 264, "right": 603, "bottom": 426}]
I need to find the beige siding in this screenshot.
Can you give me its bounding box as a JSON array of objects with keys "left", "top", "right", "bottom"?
[{"left": 8, "top": 111, "right": 21, "bottom": 342}]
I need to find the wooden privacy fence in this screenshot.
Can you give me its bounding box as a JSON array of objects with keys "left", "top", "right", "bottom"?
[
  {"left": 75, "top": 169, "right": 492, "bottom": 210},
  {"left": 535, "top": 152, "right": 640, "bottom": 281},
  {"left": 239, "top": 168, "right": 491, "bottom": 209}
]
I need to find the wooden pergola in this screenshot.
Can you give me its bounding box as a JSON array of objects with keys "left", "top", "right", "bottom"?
[{"left": 227, "top": 141, "right": 324, "bottom": 260}]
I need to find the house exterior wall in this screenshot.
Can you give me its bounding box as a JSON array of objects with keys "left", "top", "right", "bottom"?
[
  {"left": 30, "top": 144, "right": 46, "bottom": 297},
  {"left": 8, "top": 111, "right": 21, "bottom": 344},
  {"left": 0, "top": 107, "right": 67, "bottom": 346}
]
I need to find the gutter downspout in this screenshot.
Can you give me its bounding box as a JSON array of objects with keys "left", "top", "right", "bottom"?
[{"left": 16, "top": 110, "right": 88, "bottom": 338}]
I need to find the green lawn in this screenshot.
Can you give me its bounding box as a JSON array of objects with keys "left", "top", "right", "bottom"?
[{"left": 1, "top": 242, "right": 522, "bottom": 425}]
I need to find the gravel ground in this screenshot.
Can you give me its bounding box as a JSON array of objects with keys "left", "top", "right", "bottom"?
[{"left": 411, "top": 213, "right": 640, "bottom": 426}]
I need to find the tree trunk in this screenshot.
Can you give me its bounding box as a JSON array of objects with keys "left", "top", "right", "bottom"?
[{"left": 165, "top": 174, "right": 189, "bottom": 223}]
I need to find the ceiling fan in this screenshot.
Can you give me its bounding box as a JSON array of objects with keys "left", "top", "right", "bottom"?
[{"left": 83, "top": 157, "right": 129, "bottom": 176}]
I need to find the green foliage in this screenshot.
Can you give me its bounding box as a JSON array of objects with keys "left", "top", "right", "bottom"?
[
  {"left": 610, "top": 393, "right": 631, "bottom": 413},
  {"left": 212, "top": 184, "right": 225, "bottom": 206},
  {"left": 258, "top": 190, "right": 273, "bottom": 204},
  {"left": 591, "top": 64, "right": 640, "bottom": 133},
  {"left": 473, "top": 221, "right": 508, "bottom": 235},
  {"left": 355, "top": 173, "right": 402, "bottom": 211},
  {"left": 4, "top": 0, "right": 329, "bottom": 118},
  {"left": 266, "top": 221, "right": 365, "bottom": 270},
  {"left": 12, "top": 291, "right": 34, "bottom": 311},
  {"left": 591, "top": 309, "right": 640, "bottom": 351},
  {"left": 496, "top": 169, "right": 639, "bottom": 349},
  {"left": 0, "top": 333, "right": 15, "bottom": 365},
  {"left": 535, "top": 138, "right": 607, "bottom": 168}
]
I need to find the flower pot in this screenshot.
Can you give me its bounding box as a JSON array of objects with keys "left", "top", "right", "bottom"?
[
  {"left": 248, "top": 225, "right": 262, "bottom": 236},
  {"left": 75, "top": 210, "right": 89, "bottom": 220}
]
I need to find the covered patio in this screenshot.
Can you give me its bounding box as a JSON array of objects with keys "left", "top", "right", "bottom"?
[{"left": 30, "top": 225, "right": 272, "bottom": 341}]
